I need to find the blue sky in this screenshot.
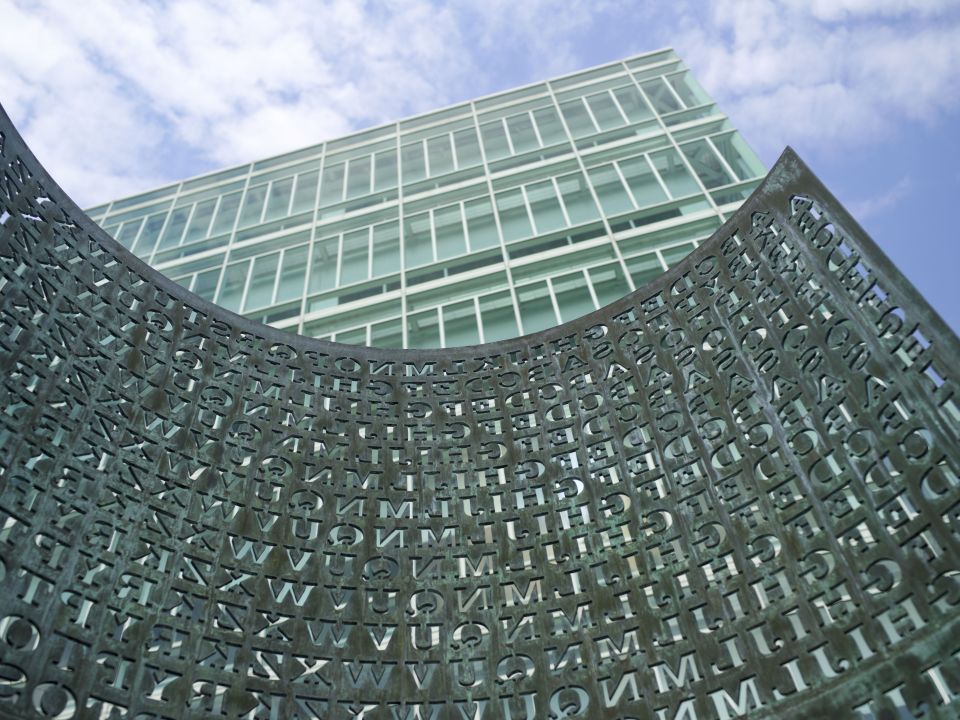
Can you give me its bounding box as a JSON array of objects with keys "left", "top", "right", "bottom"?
[{"left": 2, "top": 0, "right": 958, "bottom": 331}]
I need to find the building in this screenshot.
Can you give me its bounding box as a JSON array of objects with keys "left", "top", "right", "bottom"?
[{"left": 85, "top": 48, "right": 765, "bottom": 347}]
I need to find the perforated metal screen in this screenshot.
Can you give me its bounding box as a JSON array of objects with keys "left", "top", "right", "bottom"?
[{"left": 1, "top": 107, "right": 958, "bottom": 719}]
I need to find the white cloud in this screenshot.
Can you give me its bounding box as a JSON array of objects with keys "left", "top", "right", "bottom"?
[{"left": 672, "top": 0, "right": 960, "bottom": 158}]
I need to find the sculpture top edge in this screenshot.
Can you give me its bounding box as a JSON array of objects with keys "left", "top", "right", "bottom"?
[{"left": 0, "top": 102, "right": 809, "bottom": 359}]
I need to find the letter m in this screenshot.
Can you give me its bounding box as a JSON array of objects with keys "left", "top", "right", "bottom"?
[
  {"left": 503, "top": 578, "right": 543, "bottom": 607},
  {"left": 653, "top": 653, "right": 701, "bottom": 692},
  {"left": 710, "top": 677, "right": 762, "bottom": 720}
]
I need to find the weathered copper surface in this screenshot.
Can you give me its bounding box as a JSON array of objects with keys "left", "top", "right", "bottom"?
[{"left": 0, "top": 105, "right": 958, "bottom": 719}]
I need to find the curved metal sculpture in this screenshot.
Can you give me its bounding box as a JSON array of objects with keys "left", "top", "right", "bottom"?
[{"left": 1, "top": 105, "right": 958, "bottom": 720}]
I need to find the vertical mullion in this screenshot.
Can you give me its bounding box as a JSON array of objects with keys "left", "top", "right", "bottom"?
[
  {"left": 552, "top": 178, "right": 572, "bottom": 228},
  {"left": 645, "top": 153, "right": 673, "bottom": 199},
  {"left": 299, "top": 146, "right": 326, "bottom": 335},
  {"left": 544, "top": 277, "right": 562, "bottom": 327},
  {"left": 583, "top": 268, "right": 601, "bottom": 309},
  {"left": 528, "top": 110, "right": 544, "bottom": 148},
  {"left": 662, "top": 75, "right": 687, "bottom": 109},
  {"left": 335, "top": 233, "right": 344, "bottom": 287},
  {"left": 654, "top": 248, "right": 668, "bottom": 270},
  {"left": 578, "top": 97, "right": 601, "bottom": 135},
  {"left": 367, "top": 226, "right": 374, "bottom": 280},
  {"left": 460, "top": 200, "right": 471, "bottom": 253},
  {"left": 518, "top": 185, "right": 536, "bottom": 236},
  {"left": 474, "top": 296, "right": 484, "bottom": 344},
  {"left": 259, "top": 181, "right": 271, "bottom": 224},
  {"left": 270, "top": 248, "right": 284, "bottom": 306},
  {"left": 211, "top": 166, "right": 253, "bottom": 305},
  {"left": 501, "top": 118, "right": 516, "bottom": 156},
  {"left": 178, "top": 204, "right": 197, "bottom": 247},
  {"left": 611, "top": 162, "right": 639, "bottom": 211},
  {"left": 237, "top": 259, "right": 254, "bottom": 314},
  {"left": 286, "top": 174, "right": 297, "bottom": 217},
  {"left": 608, "top": 87, "right": 632, "bottom": 126}
]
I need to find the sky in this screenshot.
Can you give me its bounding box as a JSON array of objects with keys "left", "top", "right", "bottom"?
[{"left": 2, "top": 0, "right": 958, "bottom": 332}]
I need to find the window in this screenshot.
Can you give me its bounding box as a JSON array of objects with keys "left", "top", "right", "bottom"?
[
  {"left": 346, "top": 157, "right": 372, "bottom": 198},
  {"left": 506, "top": 113, "right": 539, "bottom": 154},
  {"left": 517, "top": 281, "right": 557, "bottom": 333},
  {"left": 374, "top": 149, "right": 398, "bottom": 190},
  {"left": 443, "top": 300, "right": 480, "bottom": 346},
  {"left": 183, "top": 199, "right": 216, "bottom": 242},
  {"left": 662, "top": 243, "right": 696, "bottom": 267},
  {"left": 710, "top": 134, "right": 764, "bottom": 181},
  {"left": 479, "top": 290, "right": 518, "bottom": 341},
  {"left": 641, "top": 78, "right": 682, "bottom": 114},
  {"left": 560, "top": 99, "right": 597, "bottom": 138},
  {"left": 556, "top": 172, "right": 600, "bottom": 225},
  {"left": 320, "top": 164, "right": 345, "bottom": 205},
  {"left": 276, "top": 245, "right": 308, "bottom": 303},
  {"left": 453, "top": 128, "right": 482, "bottom": 168},
  {"left": 526, "top": 181, "right": 566, "bottom": 234},
  {"left": 589, "top": 262, "right": 631, "bottom": 305},
  {"left": 612, "top": 86, "right": 652, "bottom": 123},
  {"left": 434, "top": 205, "right": 466, "bottom": 260},
  {"left": 404, "top": 212, "right": 433, "bottom": 267},
  {"left": 465, "top": 197, "right": 500, "bottom": 250},
  {"left": 337, "top": 326, "right": 368, "bottom": 345},
  {"left": 480, "top": 120, "right": 511, "bottom": 160},
  {"left": 585, "top": 91, "right": 626, "bottom": 130},
  {"left": 649, "top": 148, "right": 700, "bottom": 198},
  {"left": 618, "top": 156, "right": 667, "bottom": 207},
  {"left": 340, "top": 228, "right": 370, "bottom": 285},
  {"left": 137, "top": 213, "right": 167, "bottom": 255},
  {"left": 116, "top": 218, "right": 143, "bottom": 250},
  {"left": 309, "top": 236, "right": 339, "bottom": 293},
  {"left": 401, "top": 142, "right": 426, "bottom": 184},
  {"left": 427, "top": 135, "right": 455, "bottom": 176},
  {"left": 371, "top": 317, "right": 403, "bottom": 348},
  {"left": 533, "top": 107, "right": 566, "bottom": 145},
  {"left": 626, "top": 253, "right": 663, "bottom": 287},
  {"left": 264, "top": 177, "right": 293, "bottom": 220},
  {"left": 372, "top": 221, "right": 401, "bottom": 277},
  {"left": 588, "top": 165, "right": 634, "bottom": 216},
  {"left": 245, "top": 252, "right": 279, "bottom": 310},
  {"left": 218, "top": 260, "right": 249, "bottom": 312},
  {"left": 667, "top": 73, "right": 709, "bottom": 108},
  {"left": 681, "top": 140, "right": 734, "bottom": 189},
  {"left": 291, "top": 171, "right": 319, "bottom": 214},
  {"left": 495, "top": 189, "right": 533, "bottom": 242},
  {"left": 553, "top": 271, "right": 595, "bottom": 321},
  {"left": 408, "top": 308, "right": 441, "bottom": 347},
  {"left": 194, "top": 268, "right": 220, "bottom": 301},
  {"left": 158, "top": 207, "right": 190, "bottom": 248},
  {"left": 210, "top": 192, "right": 241, "bottom": 235}
]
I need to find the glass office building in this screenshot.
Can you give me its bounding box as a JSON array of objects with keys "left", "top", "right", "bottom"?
[{"left": 86, "top": 48, "right": 765, "bottom": 348}]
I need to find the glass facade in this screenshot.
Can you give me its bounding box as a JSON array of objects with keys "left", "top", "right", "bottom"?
[{"left": 87, "top": 48, "right": 765, "bottom": 348}]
